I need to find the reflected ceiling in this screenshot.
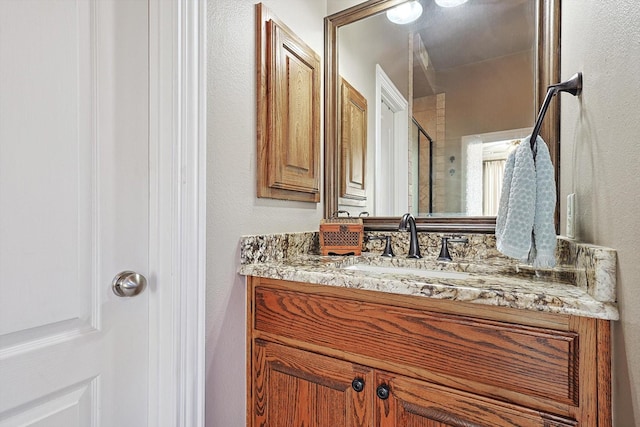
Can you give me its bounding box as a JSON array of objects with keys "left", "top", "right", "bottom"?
[{"left": 393, "top": 0, "right": 535, "bottom": 97}]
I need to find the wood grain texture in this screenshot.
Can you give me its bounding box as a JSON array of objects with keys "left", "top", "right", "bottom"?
[
  {"left": 247, "top": 277, "right": 612, "bottom": 426},
  {"left": 596, "top": 320, "right": 612, "bottom": 427},
  {"left": 254, "top": 340, "right": 372, "bottom": 427},
  {"left": 340, "top": 78, "right": 367, "bottom": 201},
  {"left": 256, "top": 3, "right": 320, "bottom": 202},
  {"left": 255, "top": 286, "right": 578, "bottom": 405},
  {"left": 247, "top": 277, "right": 257, "bottom": 427},
  {"left": 257, "top": 278, "right": 572, "bottom": 331},
  {"left": 375, "top": 372, "right": 577, "bottom": 427}
]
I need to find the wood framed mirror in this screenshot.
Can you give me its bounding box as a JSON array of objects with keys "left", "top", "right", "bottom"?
[{"left": 324, "top": 0, "right": 560, "bottom": 232}]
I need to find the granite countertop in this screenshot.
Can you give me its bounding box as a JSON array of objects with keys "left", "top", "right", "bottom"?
[{"left": 238, "top": 232, "right": 619, "bottom": 321}]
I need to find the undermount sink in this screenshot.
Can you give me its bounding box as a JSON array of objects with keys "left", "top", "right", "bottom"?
[{"left": 341, "top": 264, "right": 471, "bottom": 280}]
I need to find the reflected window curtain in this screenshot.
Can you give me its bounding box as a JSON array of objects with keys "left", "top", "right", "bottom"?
[
  {"left": 483, "top": 160, "right": 505, "bottom": 216},
  {"left": 465, "top": 139, "right": 483, "bottom": 215}
]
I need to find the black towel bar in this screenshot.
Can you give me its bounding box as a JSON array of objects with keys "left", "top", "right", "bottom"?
[{"left": 530, "top": 72, "right": 583, "bottom": 158}]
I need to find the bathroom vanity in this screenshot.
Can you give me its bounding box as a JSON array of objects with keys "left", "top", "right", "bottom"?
[{"left": 240, "top": 233, "right": 617, "bottom": 426}]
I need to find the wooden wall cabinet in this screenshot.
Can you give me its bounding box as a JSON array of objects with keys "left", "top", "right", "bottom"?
[
  {"left": 247, "top": 277, "right": 612, "bottom": 426},
  {"left": 340, "top": 78, "right": 367, "bottom": 204},
  {"left": 256, "top": 4, "right": 321, "bottom": 202}
]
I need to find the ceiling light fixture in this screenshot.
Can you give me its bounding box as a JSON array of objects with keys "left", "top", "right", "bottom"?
[
  {"left": 435, "top": 0, "right": 468, "bottom": 7},
  {"left": 386, "top": 1, "right": 423, "bottom": 25}
]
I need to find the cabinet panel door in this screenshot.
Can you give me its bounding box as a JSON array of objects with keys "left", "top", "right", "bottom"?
[
  {"left": 253, "top": 340, "right": 372, "bottom": 427},
  {"left": 340, "top": 78, "right": 367, "bottom": 202},
  {"left": 256, "top": 3, "right": 321, "bottom": 203},
  {"left": 375, "top": 373, "right": 577, "bottom": 427},
  {"left": 268, "top": 20, "right": 320, "bottom": 195}
]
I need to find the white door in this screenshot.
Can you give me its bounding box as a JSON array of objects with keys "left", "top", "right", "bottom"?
[
  {"left": 374, "top": 64, "right": 409, "bottom": 217},
  {"left": 0, "top": 0, "right": 150, "bottom": 425},
  {"left": 379, "top": 100, "right": 396, "bottom": 216}
]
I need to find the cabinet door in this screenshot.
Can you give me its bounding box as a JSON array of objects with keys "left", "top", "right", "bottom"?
[
  {"left": 340, "top": 77, "right": 367, "bottom": 202},
  {"left": 253, "top": 340, "right": 372, "bottom": 427},
  {"left": 374, "top": 373, "right": 577, "bottom": 427},
  {"left": 256, "top": 4, "right": 321, "bottom": 203}
]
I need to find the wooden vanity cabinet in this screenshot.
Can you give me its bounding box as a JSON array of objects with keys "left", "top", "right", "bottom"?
[{"left": 247, "top": 277, "right": 611, "bottom": 427}]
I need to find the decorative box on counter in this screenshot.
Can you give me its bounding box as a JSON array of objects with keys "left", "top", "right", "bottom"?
[{"left": 319, "top": 213, "right": 363, "bottom": 256}]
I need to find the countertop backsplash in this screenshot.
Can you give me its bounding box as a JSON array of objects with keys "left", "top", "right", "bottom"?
[{"left": 240, "top": 231, "right": 319, "bottom": 264}]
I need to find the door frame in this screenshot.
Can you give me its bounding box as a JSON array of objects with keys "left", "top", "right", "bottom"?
[
  {"left": 149, "top": 1, "right": 206, "bottom": 426},
  {"left": 374, "top": 64, "right": 409, "bottom": 215}
]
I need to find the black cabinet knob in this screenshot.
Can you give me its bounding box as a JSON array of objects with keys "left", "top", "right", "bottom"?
[
  {"left": 376, "top": 384, "right": 390, "bottom": 400},
  {"left": 351, "top": 378, "right": 365, "bottom": 392}
]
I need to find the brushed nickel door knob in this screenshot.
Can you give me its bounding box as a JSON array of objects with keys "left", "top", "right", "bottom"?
[{"left": 112, "top": 271, "right": 147, "bottom": 297}]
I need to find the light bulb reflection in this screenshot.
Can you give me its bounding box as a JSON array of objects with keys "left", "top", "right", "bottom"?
[{"left": 386, "top": 1, "right": 423, "bottom": 25}]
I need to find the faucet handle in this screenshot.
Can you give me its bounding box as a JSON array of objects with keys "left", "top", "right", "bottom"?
[
  {"left": 437, "top": 237, "right": 452, "bottom": 261},
  {"left": 437, "top": 236, "right": 468, "bottom": 262},
  {"left": 448, "top": 236, "right": 469, "bottom": 244},
  {"left": 368, "top": 235, "right": 395, "bottom": 257},
  {"left": 381, "top": 236, "right": 394, "bottom": 257}
]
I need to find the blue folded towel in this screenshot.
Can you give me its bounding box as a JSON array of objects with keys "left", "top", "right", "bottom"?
[{"left": 496, "top": 136, "right": 556, "bottom": 268}]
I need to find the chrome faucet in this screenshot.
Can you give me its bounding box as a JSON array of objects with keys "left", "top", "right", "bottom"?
[{"left": 399, "top": 213, "right": 421, "bottom": 258}]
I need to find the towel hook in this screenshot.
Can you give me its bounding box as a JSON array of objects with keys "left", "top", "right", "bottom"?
[{"left": 530, "top": 72, "right": 583, "bottom": 158}]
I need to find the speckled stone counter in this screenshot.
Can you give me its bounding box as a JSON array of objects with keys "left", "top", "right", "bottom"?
[{"left": 238, "top": 231, "right": 619, "bottom": 320}]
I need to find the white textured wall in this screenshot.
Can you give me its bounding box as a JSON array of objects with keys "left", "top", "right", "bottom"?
[
  {"left": 560, "top": 1, "right": 640, "bottom": 424},
  {"left": 206, "top": 1, "right": 326, "bottom": 425}
]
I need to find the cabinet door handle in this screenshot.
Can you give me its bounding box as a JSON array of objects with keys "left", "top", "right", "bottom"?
[
  {"left": 376, "top": 384, "right": 390, "bottom": 400},
  {"left": 351, "top": 378, "right": 365, "bottom": 392}
]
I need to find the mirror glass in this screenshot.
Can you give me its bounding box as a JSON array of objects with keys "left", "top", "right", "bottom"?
[{"left": 325, "top": 0, "right": 559, "bottom": 230}]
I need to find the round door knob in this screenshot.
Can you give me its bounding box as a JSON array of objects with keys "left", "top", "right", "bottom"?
[
  {"left": 112, "top": 271, "right": 147, "bottom": 297},
  {"left": 376, "top": 384, "right": 390, "bottom": 400}
]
